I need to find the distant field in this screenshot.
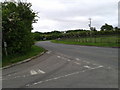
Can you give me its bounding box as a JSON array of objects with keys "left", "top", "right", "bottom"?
[{"left": 52, "top": 36, "right": 120, "bottom": 48}]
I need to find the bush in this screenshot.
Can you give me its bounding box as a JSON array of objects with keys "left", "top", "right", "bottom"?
[{"left": 2, "top": 2, "right": 37, "bottom": 55}]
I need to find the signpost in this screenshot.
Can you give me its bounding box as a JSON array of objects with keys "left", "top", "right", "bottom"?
[{"left": 4, "top": 42, "right": 8, "bottom": 56}]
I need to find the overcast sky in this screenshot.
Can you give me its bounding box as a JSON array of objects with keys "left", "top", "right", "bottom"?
[{"left": 27, "top": 0, "right": 119, "bottom": 32}]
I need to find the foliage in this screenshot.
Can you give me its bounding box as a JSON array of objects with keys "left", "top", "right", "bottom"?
[
  {"left": 52, "top": 35, "right": 120, "bottom": 48},
  {"left": 32, "top": 27, "right": 120, "bottom": 41},
  {"left": 2, "top": 2, "right": 37, "bottom": 55},
  {"left": 100, "top": 23, "right": 113, "bottom": 31},
  {"left": 3, "top": 45, "right": 46, "bottom": 67}
]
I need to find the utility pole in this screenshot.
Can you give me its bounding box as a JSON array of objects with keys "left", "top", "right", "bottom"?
[
  {"left": 88, "top": 18, "right": 92, "bottom": 42},
  {"left": 88, "top": 18, "right": 92, "bottom": 30}
]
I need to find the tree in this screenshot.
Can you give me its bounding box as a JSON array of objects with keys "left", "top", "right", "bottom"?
[
  {"left": 100, "top": 23, "right": 113, "bottom": 31},
  {"left": 90, "top": 27, "right": 97, "bottom": 31},
  {"left": 2, "top": 2, "right": 37, "bottom": 55}
]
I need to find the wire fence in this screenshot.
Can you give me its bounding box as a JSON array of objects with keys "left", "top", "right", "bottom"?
[{"left": 59, "top": 35, "right": 120, "bottom": 44}]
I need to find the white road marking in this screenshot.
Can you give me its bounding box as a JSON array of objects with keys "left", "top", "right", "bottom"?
[
  {"left": 57, "top": 56, "right": 61, "bottom": 58},
  {"left": 74, "top": 62, "right": 81, "bottom": 65},
  {"left": 38, "top": 69, "right": 45, "bottom": 74},
  {"left": 4, "top": 69, "right": 45, "bottom": 80},
  {"left": 84, "top": 66, "right": 91, "bottom": 69},
  {"left": 57, "top": 56, "right": 71, "bottom": 62},
  {"left": 90, "top": 65, "right": 104, "bottom": 70},
  {"left": 30, "top": 69, "right": 45, "bottom": 75},
  {"left": 76, "top": 58, "right": 80, "bottom": 61},
  {"left": 30, "top": 70, "right": 38, "bottom": 75},
  {"left": 98, "top": 65, "right": 103, "bottom": 68},
  {"left": 26, "top": 65, "right": 103, "bottom": 87},
  {"left": 46, "top": 51, "right": 51, "bottom": 54},
  {"left": 45, "top": 78, "right": 54, "bottom": 82}
]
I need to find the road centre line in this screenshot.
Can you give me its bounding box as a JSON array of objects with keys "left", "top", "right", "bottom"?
[
  {"left": 3, "top": 74, "right": 31, "bottom": 81},
  {"left": 84, "top": 66, "right": 91, "bottom": 69},
  {"left": 26, "top": 65, "right": 104, "bottom": 87}
]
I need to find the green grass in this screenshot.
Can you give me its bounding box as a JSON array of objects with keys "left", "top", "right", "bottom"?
[
  {"left": 52, "top": 36, "right": 120, "bottom": 48},
  {"left": 2, "top": 45, "right": 46, "bottom": 67}
]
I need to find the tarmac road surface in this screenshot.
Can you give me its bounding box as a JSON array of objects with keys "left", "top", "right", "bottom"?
[{"left": 2, "top": 41, "right": 118, "bottom": 88}]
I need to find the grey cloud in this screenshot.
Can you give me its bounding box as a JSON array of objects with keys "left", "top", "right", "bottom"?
[{"left": 30, "top": 0, "right": 118, "bottom": 32}]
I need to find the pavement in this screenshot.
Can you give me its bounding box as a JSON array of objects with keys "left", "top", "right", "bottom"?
[{"left": 2, "top": 41, "right": 118, "bottom": 88}]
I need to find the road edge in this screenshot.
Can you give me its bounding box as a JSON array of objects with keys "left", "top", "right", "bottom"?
[
  {"left": 2, "top": 50, "right": 47, "bottom": 70},
  {"left": 51, "top": 40, "right": 119, "bottom": 49}
]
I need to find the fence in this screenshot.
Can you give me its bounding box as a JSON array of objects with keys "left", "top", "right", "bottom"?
[{"left": 59, "top": 35, "right": 119, "bottom": 44}]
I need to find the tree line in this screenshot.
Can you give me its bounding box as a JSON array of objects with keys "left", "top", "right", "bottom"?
[{"left": 33, "top": 23, "right": 120, "bottom": 41}]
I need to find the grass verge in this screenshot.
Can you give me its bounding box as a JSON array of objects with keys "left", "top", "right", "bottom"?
[
  {"left": 51, "top": 40, "right": 119, "bottom": 48},
  {"left": 2, "top": 45, "right": 46, "bottom": 67}
]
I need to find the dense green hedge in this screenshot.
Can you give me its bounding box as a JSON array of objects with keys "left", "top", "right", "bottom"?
[
  {"left": 2, "top": 2, "right": 37, "bottom": 55},
  {"left": 33, "top": 29, "right": 120, "bottom": 41}
]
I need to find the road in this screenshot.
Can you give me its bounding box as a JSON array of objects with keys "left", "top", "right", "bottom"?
[{"left": 3, "top": 41, "right": 118, "bottom": 88}]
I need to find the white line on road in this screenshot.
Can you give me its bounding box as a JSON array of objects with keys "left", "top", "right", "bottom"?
[
  {"left": 3, "top": 69, "right": 46, "bottom": 80},
  {"left": 38, "top": 69, "right": 46, "bottom": 74},
  {"left": 30, "top": 70, "right": 38, "bottom": 75},
  {"left": 97, "top": 65, "right": 103, "bottom": 68},
  {"left": 75, "top": 58, "right": 80, "bottom": 61},
  {"left": 30, "top": 69, "right": 45, "bottom": 75},
  {"left": 57, "top": 56, "right": 71, "bottom": 62},
  {"left": 84, "top": 66, "right": 91, "bottom": 69},
  {"left": 57, "top": 56, "right": 61, "bottom": 58},
  {"left": 46, "top": 51, "right": 52, "bottom": 54},
  {"left": 26, "top": 65, "right": 104, "bottom": 87}
]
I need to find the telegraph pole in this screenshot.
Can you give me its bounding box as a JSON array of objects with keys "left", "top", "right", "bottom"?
[
  {"left": 88, "top": 18, "right": 92, "bottom": 42},
  {"left": 88, "top": 18, "right": 92, "bottom": 30}
]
